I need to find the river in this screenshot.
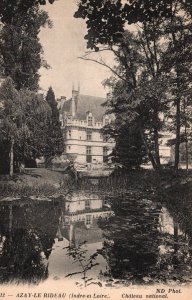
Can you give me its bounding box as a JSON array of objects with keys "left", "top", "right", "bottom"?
[{"left": 0, "top": 187, "right": 192, "bottom": 287}]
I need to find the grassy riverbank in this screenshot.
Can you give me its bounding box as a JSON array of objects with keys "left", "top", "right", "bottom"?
[
  {"left": 0, "top": 168, "right": 73, "bottom": 199},
  {"left": 97, "top": 168, "right": 192, "bottom": 194},
  {"left": 0, "top": 167, "right": 191, "bottom": 200}
]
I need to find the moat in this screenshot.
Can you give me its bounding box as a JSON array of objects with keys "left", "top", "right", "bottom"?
[{"left": 0, "top": 186, "right": 192, "bottom": 287}]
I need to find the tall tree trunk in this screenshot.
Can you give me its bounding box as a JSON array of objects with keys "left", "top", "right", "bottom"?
[
  {"left": 185, "top": 137, "right": 189, "bottom": 174},
  {"left": 170, "top": 11, "right": 181, "bottom": 175},
  {"left": 173, "top": 221, "right": 179, "bottom": 267},
  {"left": 153, "top": 105, "right": 161, "bottom": 167},
  {"left": 184, "top": 97, "right": 189, "bottom": 174},
  {"left": 139, "top": 127, "right": 159, "bottom": 170},
  {"left": 9, "top": 138, "right": 14, "bottom": 176},
  {"left": 174, "top": 98, "right": 181, "bottom": 174},
  {"left": 9, "top": 204, "right": 13, "bottom": 243},
  {"left": 154, "top": 128, "right": 160, "bottom": 166}
]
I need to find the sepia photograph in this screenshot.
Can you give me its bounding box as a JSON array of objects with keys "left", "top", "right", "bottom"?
[{"left": 0, "top": 0, "right": 192, "bottom": 299}]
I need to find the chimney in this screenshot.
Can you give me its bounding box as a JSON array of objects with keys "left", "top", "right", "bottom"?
[{"left": 71, "top": 85, "right": 79, "bottom": 117}]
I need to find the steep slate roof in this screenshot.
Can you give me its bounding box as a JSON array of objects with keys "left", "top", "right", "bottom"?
[
  {"left": 61, "top": 94, "right": 106, "bottom": 122},
  {"left": 61, "top": 99, "right": 71, "bottom": 114},
  {"left": 77, "top": 94, "right": 106, "bottom": 122}
]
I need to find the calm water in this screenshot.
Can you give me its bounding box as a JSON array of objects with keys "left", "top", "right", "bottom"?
[{"left": 0, "top": 188, "right": 192, "bottom": 286}]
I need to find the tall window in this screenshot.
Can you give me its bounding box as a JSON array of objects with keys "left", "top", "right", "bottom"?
[
  {"left": 103, "top": 147, "right": 108, "bottom": 163},
  {"left": 87, "top": 131, "right": 92, "bottom": 141},
  {"left": 86, "top": 215, "right": 91, "bottom": 225},
  {"left": 86, "top": 146, "right": 92, "bottom": 163},
  {"left": 88, "top": 116, "right": 93, "bottom": 126},
  {"left": 85, "top": 200, "right": 90, "bottom": 210},
  {"left": 86, "top": 146, "right": 91, "bottom": 155},
  {"left": 68, "top": 130, "right": 71, "bottom": 139}
]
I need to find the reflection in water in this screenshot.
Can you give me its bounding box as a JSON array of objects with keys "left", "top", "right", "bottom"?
[
  {"left": 48, "top": 192, "right": 112, "bottom": 282},
  {"left": 98, "top": 193, "right": 192, "bottom": 284},
  {"left": 0, "top": 189, "right": 192, "bottom": 285},
  {"left": 60, "top": 192, "right": 111, "bottom": 247},
  {"left": 0, "top": 199, "right": 60, "bottom": 284},
  {"left": 98, "top": 194, "right": 161, "bottom": 283}
]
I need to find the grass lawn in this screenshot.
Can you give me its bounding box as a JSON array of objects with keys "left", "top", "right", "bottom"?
[{"left": 0, "top": 168, "right": 72, "bottom": 199}]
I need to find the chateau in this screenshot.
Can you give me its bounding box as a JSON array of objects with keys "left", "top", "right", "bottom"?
[
  {"left": 57, "top": 87, "right": 114, "bottom": 165},
  {"left": 57, "top": 87, "right": 191, "bottom": 169}
]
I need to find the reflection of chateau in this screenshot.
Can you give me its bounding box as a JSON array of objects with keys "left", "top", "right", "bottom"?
[{"left": 57, "top": 192, "right": 112, "bottom": 246}]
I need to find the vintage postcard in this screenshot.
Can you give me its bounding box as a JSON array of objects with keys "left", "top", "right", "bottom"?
[{"left": 0, "top": 0, "right": 191, "bottom": 300}]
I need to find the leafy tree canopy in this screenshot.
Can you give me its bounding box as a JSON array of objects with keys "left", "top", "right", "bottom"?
[
  {"left": 0, "top": 78, "right": 52, "bottom": 173},
  {"left": 44, "top": 87, "right": 64, "bottom": 165},
  {"left": 0, "top": 0, "right": 55, "bottom": 24},
  {"left": 74, "top": 0, "right": 192, "bottom": 51},
  {"left": 0, "top": 5, "right": 52, "bottom": 91}
]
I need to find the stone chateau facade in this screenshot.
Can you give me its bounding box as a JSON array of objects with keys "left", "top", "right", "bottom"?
[
  {"left": 57, "top": 87, "right": 191, "bottom": 169},
  {"left": 57, "top": 87, "right": 114, "bottom": 165}
]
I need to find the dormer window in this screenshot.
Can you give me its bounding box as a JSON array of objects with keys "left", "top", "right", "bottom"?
[{"left": 88, "top": 116, "right": 93, "bottom": 126}]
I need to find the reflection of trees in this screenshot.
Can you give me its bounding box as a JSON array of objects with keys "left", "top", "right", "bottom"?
[
  {"left": 0, "top": 228, "right": 48, "bottom": 283},
  {"left": 98, "top": 188, "right": 192, "bottom": 284},
  {"left": 64, "top": 241, "right": 100, "bottom": 288},
  {"left": 60, "top": 186, "right": 192, "bottom": 285},
  {"left": 98, "top": 195, "right": 161, "bottom": 282},
  {"left": 0, "top": 200, "right": 61, "bottom": 284},
  {"left": 157, "top": 190, "right": 192, "bottom": 283}
]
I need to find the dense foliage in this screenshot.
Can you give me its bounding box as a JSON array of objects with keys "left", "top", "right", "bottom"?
[
  {"left": 75, "top": 0, "right": 192, "bottom": 172},
  {"left": 0, "top": 1, "right": 63, "bottom": 174},
  {"left": 44, "top": 87, "right": 64, "bottom": 166},
  {"left": 0, "top": 0, "right": 54, "bottom": 24},
  {"left": 0, "top": 5, "right": 51, "bottom": 91},
  {"left": 0, "top": 78, "right": 51, "bottom": 174}
]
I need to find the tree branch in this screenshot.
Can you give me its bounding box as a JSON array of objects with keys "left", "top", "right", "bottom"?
[
  {"left": 81, "top": 47, "right": 112, "bottom": 58},
  {"left": 78, "top": 56, "right": 128, "bottom": 83}
]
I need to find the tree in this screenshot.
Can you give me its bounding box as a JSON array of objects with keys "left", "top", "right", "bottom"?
[
  {"left": 0, "top": 78, "right": 21, "bottom": 175},
  {"left": 44, "top": 87, "right": 64, "bottom": 166},
  {"left": 100, "top": 31, "right": 168, "bottom": 170},
  {"left": 74, "top": 0, "right": 192, "bottom": 52},
  {"left": 0, "top": 6, "right": 52, "bottom": 91},
  {"left": 0, "top": 0, "right": 55, "bottom": 24},
  {"left": 75, "top": 5, "right": 168, "bottom": 170},
  {"left": 0, "top": 1, "right": 55, "bottom": 174},
  {"left": 0, "top": 78, "right": 51, "bottom": 175},
  {"left": 106, "top": 121, "right": 147, "bottom": 170},
  {"left": 162, "top": 5, "right": 192, "bottom": 173},
  {"left": 75, "top": 0, "right": 192, "bottom": 173}
]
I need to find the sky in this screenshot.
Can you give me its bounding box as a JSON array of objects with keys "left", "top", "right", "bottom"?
[{"left": 39, "top": 0, "right": 113, "bottom": 99}]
